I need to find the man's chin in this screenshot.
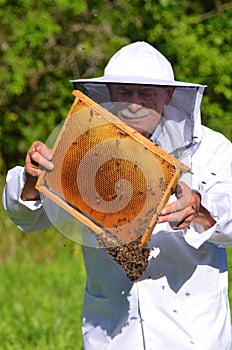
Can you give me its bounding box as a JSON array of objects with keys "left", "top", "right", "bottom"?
[
  {"left": 129, "top": 125, "right": 152, "bottom": 139},
  {"left": 117, "top": 115, "right": 154, "bottom": 139}
]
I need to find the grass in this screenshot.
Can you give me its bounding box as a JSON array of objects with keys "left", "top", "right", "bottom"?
[
  {"left": 0, "top": 256, "right": 85, "bottom": 350},
  {"left": 0, "top": 177, "right": 86, "bottom": 349},
  {"left": 1, "top": 176, "right": 232, "bottom": 349}
]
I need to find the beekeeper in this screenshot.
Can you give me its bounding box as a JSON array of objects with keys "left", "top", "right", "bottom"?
[{"left": 3, "top": 41, "right": 232, "bottom": 349}]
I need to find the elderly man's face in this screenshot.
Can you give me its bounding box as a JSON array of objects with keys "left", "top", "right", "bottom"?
[{"left": 107, "top": 84, "right": 174, "bottom": 138}]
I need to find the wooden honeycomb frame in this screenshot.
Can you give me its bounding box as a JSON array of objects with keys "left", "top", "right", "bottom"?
[{"left": 36, "top": 90, "right": 190, "bottom": 246}]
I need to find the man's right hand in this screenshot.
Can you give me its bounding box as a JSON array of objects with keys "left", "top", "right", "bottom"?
[{"left": 21, "top": 141, "right": 53, "bottom": 201}]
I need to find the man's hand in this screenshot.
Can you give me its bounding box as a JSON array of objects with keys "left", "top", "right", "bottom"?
[
  {"left": 21, "top": 141, "right": 53, "bottom": 201},
  {"left": 157, "top": 181, "right": 216, "bottom": 230}
]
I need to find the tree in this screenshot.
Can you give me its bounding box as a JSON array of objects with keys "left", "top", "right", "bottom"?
[{"left": 1, "top": 0, "right": 232, "bottom": 174}]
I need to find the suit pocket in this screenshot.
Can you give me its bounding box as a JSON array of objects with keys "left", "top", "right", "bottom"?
[{"left": 83, "top": 288, "right": 113, "bottom": 334}]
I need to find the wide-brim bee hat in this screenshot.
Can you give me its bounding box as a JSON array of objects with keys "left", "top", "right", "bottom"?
[
  {"left": 71, "top": 41, "right": 203, "bottom": 88},
  {"left": 71, "top": 41, "right": 206, "bottom": 158}
]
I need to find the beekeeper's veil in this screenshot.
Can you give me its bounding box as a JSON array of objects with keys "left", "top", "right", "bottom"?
[{"left": 71, "top": 41, "right": 206, "bottom": 162}]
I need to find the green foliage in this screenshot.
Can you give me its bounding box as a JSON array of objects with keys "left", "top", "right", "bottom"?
[{"left": 0, "top": 0, "right": 232, "bottom": 174}]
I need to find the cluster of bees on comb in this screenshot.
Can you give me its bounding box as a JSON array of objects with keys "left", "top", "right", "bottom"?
[{"left": 106, "top": 237, "right": 150, "bottom": 281}]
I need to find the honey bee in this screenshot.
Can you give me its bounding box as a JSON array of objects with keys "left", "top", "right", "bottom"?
[
  {"left": 117, "top": 130, "right": 128, "bottom": 136},
  {"left": 96, "top": 193, "right": 101, "bottom": 204},
  {"left": 88, "top": 109, "right": 94, "bottom": 122},
  {"left": 108, "top": 193, "right": 117, "bottom": 200},
  {"left": 199, "top": 250, "right": 206, "bottom": 255},
  {"left": 159, "top": 177, "right": 165, "bottom": 188},
  {"left": 119, "top": 194, "right": 124, "bottom": 201},
  {"left": 118, "top": 217, "right": 126, "bottom": 223}
]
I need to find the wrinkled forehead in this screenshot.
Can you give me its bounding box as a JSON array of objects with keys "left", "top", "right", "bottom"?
[
  {"left": 107, "top": 84, "right": 173, "bottom": 100},
  {"left": 106, "top": 83, "right": 172, "bottom": 91},
  {"left": 106, "top": 84, "right": 175, "bottom": 108}
]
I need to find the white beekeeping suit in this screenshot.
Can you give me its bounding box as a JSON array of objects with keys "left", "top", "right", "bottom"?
[{"left": 3, "top": 42, "right": 232, "bottom": 349}]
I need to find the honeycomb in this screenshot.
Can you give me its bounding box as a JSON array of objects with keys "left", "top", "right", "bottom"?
[{"left": 36, "top": 90, "right": 189, "bottom": 247}]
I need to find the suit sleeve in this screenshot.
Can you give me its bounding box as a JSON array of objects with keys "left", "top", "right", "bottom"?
[
  {"left": 2, "top": 166, "right": 52, "bottom": 233},
  {"left": 183, "top": 131, "right": 232, "bottom": 248}
]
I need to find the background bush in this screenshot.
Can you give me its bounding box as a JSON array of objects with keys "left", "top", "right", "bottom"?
[{"left": 1, "top": 0, "right": 232, "bottom": 174}]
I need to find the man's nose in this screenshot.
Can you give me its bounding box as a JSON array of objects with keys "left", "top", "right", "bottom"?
[
  {"left": 128, "top": 103, "right": 142, "bottom": 113},
  {"left": 127, "top": 94, "right": 143, "bottom": 113}
]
